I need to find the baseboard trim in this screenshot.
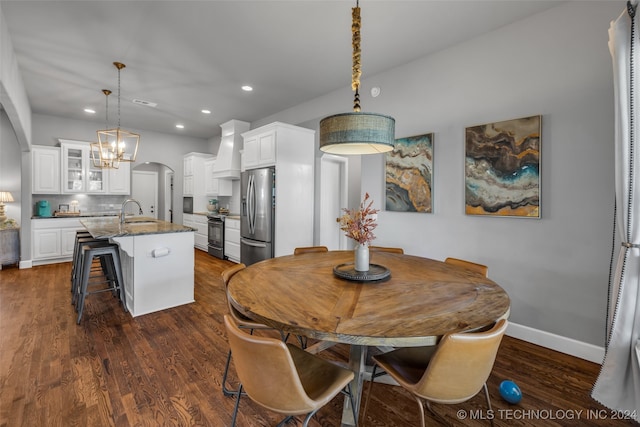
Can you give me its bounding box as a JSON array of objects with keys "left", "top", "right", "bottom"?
[
  {"left": 507, "top": 322, "right": 605, "bottom": 364},
  {"left": 19, "top": 260, "right": 32, "bottom": 269}
]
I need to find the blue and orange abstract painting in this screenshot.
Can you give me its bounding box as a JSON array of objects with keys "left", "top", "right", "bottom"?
[
  {"left": 465, "top": 115, "right": 541, "bottom": 218},
  {"left": 385, "top": 133, "right": 433, "bottom": 213}
]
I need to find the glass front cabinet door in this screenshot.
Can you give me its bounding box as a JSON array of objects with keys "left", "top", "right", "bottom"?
[{"left": 61, "top": 140, "right": 105, "bottom": 194}]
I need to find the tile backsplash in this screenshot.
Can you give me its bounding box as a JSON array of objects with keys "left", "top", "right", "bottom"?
[{"left": 32, "top": 194, "right": 130, "bottom": 216}]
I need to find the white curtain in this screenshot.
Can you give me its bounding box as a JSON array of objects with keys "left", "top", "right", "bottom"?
[{"left": 592, "top": 1, "right": 640, "bottom": 415}]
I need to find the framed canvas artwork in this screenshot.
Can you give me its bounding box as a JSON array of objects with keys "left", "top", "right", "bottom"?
[
  {"left": 385, "top": 133, "right": 433, "bottom": 213},
  {"left": 465, "top": 115, "right": 541, "bottom": 218}
]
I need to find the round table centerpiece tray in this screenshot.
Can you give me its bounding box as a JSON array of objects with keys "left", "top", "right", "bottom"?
[{"left": 333, "top": 263, "right": 391, "bottom": 282}]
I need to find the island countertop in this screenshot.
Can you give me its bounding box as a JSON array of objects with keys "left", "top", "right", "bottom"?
[{"left": 80, "top": 216, "right": 195, "bottom": 239}]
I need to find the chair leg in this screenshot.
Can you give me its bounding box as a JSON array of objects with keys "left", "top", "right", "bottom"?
[
  {"left": 301, "top": 409, "right": 320, "bottom": 427},
  {"left": 230, "top": 384, "right": 243, "bottom": 427},
  {"left": 360, "top": 364, "right": 378, "bottom": 426},
  {"left": 483, "top": 383, "right": 495, "bottom": 427},
  {"left": 222, "top": 349, "right": 238, "bottom": 397},
  {"left": 276, "top": 415, "right": 295, "bottom": 426},
  {"left": 413, "top": 396, "right": 426, "bottom": 427}
]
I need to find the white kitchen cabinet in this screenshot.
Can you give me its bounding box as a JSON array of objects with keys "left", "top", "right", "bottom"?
[
  {"left": 242, "top": 129, "right": 276, "bottom": 170},
  {"left": 183, "top": 153, "right": 213, "bottom": 210},
  {"left": 193, "top": 214, "right": 208, "bottom": 251},
  {"left": 225, "top": 218, "right": 240, "bottom": 263},
  {"left": 32, "top": 217, "right": 86, "bottom": 265},
  {"left": 241, "top": 122, "right": 315, "bottom": 257},
  {"left": 60, "top": 140, "right": 106, "bottom": 194},
  {"left": 107, "top": 160, "right": 131, "bottom": 194},
  {"left": 182, "top": 213, "right": 195, "bottom": 229},
  {"left": 205, "top": 158, "right": 233, "bottom": 197},
  {"left": 32, "top": 146, "right": 61, "bottom": 194}
]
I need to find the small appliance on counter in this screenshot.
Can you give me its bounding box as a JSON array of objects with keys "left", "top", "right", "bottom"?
[{"left": 37, "top": 200, "right": 51, "bottom": 217}]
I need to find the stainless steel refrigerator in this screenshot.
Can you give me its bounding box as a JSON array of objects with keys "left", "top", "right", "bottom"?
[{"left": 240, "top": 167, "right": 275, "bottom": 266}]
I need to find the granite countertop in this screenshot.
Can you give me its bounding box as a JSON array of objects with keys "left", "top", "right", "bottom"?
[
  {"left": 32, "top": 212, "right": 121, "bottom": 219},
  {"left": 81, "top": 216, "right": 194, "bottom": 239}
]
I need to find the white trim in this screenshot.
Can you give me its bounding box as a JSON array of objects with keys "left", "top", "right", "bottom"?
[
  {"left": 19, "top": 259, "right": 32, "bottom": 269},
  {"left": 507, "top": 322, "right": 605, "bottom": 364}
]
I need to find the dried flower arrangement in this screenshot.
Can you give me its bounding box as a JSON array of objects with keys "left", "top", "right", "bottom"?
[{"left": 338, "top": 192, "right": 379, "bottom": 245}]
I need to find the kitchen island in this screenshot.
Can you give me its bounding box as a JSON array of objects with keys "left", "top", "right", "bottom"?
[{"left": 81, "top": 217, "right": 195, "bottom": 317}]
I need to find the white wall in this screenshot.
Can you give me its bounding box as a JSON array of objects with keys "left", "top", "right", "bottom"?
[{"left": 257, "top": 1, "right": 623, "bottom": 348}]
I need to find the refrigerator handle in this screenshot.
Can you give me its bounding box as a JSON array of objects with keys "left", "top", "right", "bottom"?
[
  {"left": 248, "top": 174, "right": 255, "bottom": 235},
  {"left": 241, "top": 238, "right": 267, "bottom": 248}
]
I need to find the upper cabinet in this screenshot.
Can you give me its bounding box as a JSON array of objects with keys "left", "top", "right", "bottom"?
[
  {"left": 60, "top": 140, "right": 106, "bottom": 194},
  {"left": 205, "top": 158, "right": 232, "bottom": 197},
  {"left": 32, "top": 141, "right": 130, "bottom": 196},
  {"left": 242, "top": 129, "right": 276, "bottom": 170},
  {"left": 107, "top": 161, "right": 131, "bottom": 195},
  {"left": 183, "top": 152, "right": 214, "bottom": 211},
  {"left": 32, "top": 146, "right": 61, "bottom": 194}
]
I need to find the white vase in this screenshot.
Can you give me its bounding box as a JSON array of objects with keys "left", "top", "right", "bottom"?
[{"left": 354, "top": 243, "right": 370, "bottom": 272}]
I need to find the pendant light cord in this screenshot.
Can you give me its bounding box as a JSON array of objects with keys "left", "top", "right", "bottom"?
[{"left": 352, "top": 0, "right": 361, "bottom": 112}]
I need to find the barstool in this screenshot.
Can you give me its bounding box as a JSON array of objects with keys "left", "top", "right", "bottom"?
[
  {"left": 76, "top": 243, "right": 127, "bottom": 324},
  {"left": 71, "top": 239, "right": 114, "bottom": 308},
  {"left": 70, "top": 230, "right": 98, "bottom": 292}
]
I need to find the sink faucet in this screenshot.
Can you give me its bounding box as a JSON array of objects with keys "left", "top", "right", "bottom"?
[{"left": 120, "top": 199, "right": 143, "bottom": 224}]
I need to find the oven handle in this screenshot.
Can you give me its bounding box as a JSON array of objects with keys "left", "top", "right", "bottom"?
[{"left": 241, "top": 238, "right": 267, "bottom": 248}]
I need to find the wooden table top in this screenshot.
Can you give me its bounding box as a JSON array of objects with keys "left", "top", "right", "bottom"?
[{"left": 227, "top": 250, "right": 510, "bottom": 347}]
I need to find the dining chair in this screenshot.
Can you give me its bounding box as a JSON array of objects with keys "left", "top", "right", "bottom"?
[
  {"left": 224, "top": 314, "right": 356, "bottom": 427},
  {"left": 293, "top": 245, "right": 328, "bottom": 255},
  {"left": 362, "top": 319, "right": 508, "bottom": 427},
  {"left": 369, "top": 246, "right": 404, "bottom": 254},
  {"left": 221, "top": 263, "right": 288, "bottom": 396},
  {"left": 444, "top": 257, "right": 488, "bottom": 277}
]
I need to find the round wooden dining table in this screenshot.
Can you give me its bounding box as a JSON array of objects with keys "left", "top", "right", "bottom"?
[{"left": 227, "top": 250, "right": 510, "bottom": 427}]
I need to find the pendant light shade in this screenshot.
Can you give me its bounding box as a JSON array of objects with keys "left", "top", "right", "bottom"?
[
  {"left": 95, "top": 62, "right": 139, "bottom": 168},
  {"left": 319, "top": 1, "right": 395, "bottom": 155},
  {"left": 319, "top": 112, "right": 395, "bottom": 154}
]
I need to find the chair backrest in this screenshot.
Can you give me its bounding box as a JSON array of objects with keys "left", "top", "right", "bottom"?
[
  {"left": 223, "top": 314, "right": 317, "bottom": 413},
  {"left": 444, "top": 257, "right": 488, "bottom": 277},
  {"left": 293, "top": 246, "right": 328, "bottom": 255},
  {"left": 222, "top": 263, "right": 247, "bottom": 315},
  {"left": 370, "top": 246, "right": 404, "bottom": 254},
  {"left": 414, "top": 319, "right": 508, "bottom": 403}
]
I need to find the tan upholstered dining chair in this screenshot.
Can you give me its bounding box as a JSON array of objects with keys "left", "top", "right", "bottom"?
[
  {"left": 444, "top": 257, "right": 489, "bottom": 277},
  {"left": 369, "top": 245, "right": 404, "bottom": 254},
  {"left": 362, "top": 319, "right": 508, "bottom": 427},
  {"left": 224, "top": 314, "right": 356, "bottom": 426},
  {"left": 221, "top": 263, "right": 288, "bottom": 396},
  {"left": 293, "top": 245, "right": 328, "bottom": 255}
]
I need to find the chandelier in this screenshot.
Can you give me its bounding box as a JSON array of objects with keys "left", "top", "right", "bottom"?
[
  {"left": 319, "top": 0, "right": 395, "bottom": 155},
  {"left": 94, "top": 62, "right": 139, "bottom": 168}
]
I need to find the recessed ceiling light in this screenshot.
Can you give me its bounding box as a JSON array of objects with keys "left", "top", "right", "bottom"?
[
  {"left": 241, "top": 85, "right": 253, "bottom": 92},
  {"left": 201, "top": 109, "right": 211, "bottom": 114},
  {"left": 84, "top": 108, "right": 96, "bottom": 114},
  {"left": 176, "top": 124, "right": 185, "bottom": 129}
]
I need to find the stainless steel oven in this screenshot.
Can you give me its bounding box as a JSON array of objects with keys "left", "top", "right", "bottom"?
[{"left": 208, "top": 215, "right": 225, "bottom": 259}]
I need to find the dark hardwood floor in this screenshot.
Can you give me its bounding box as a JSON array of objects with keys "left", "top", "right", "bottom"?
[{"left": 0, "top": 250, "right": 636, "bottom": 426}]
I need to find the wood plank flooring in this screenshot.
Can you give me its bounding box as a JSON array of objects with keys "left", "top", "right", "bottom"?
[{"left": 0, "top": 250, "right": 637, "bottom": 426}]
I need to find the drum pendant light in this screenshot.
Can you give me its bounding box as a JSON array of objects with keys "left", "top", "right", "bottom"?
[{"left": 319, "top": 1, "right": 395, "bottom": 155}]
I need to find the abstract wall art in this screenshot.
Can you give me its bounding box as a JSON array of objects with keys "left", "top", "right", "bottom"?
[
  {"left": 465, "top": 115, "right": 541, "bottom": 218},
  {"left": 385, "top": 133, "right": 433, "bottom": 213}
]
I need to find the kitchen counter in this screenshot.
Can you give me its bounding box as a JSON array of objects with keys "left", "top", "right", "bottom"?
[
  {"left": 80, "top": 216, "right": 194, "bottom": 239},
  {"left": 81, "top": 216, "right": 195, "bottom": 317}
]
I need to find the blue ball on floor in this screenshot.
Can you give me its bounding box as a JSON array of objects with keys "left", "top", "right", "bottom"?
[{"left": 499, "top": 380, "right": 522, "bottom": 404}]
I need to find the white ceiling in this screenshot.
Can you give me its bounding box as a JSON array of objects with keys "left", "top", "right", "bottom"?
[{"left": 1, "top": 0, "right": 563, "bottom": 140}]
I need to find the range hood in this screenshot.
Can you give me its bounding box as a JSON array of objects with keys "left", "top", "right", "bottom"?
[{"left": 212, "top": 119, "right": 250, "bottom": 179}]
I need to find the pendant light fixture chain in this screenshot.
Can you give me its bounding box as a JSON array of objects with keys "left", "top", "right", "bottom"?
[
  {"left": 352, "top": 1, "right": 361, "bottom": 112},
  {"left": 114, "top": 62, "right": 125, "bottom": 130}
]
